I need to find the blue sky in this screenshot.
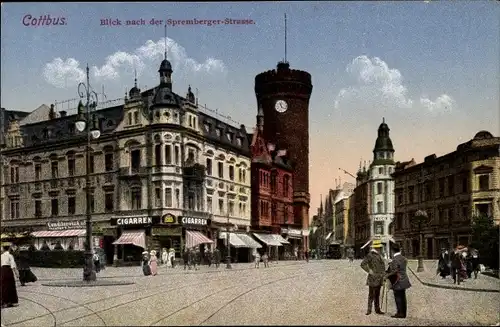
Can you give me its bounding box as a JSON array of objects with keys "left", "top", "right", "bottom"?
[{"left": 1, "top": 2, "right": 499, "bottom": 212}]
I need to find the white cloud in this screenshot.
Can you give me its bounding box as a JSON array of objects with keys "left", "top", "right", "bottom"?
[
  {"left": 43, "top": 37, "right": 226, "bottom": 88},
  {"left": 43, "top": 58, "right": 86, "bottom": 88},
  {"left": 420, "top": 94, "right": 454, "bottom": 112},
  {"left": 334, "top": 55, "right": 453, "bottom": 112}
]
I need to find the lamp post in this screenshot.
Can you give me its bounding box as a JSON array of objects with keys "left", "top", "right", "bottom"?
[
  {"left": 75, "top": 64, "right": 101, "bottom": 282},
  {"left": 413, "top": 210, "right": 429, "bottom": 272},
  {"left": 226, "top": 209, "right": 232, "bottom": 269}
]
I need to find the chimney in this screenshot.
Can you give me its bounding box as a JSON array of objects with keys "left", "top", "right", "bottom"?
[
  {"left": 60, "top": 111, "right": 67, "bottom": 117},
  {"left": 49, "top": 104, "right": 56, "bottom": 120}
]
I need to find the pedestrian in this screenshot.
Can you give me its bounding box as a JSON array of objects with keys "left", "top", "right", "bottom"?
[
  {"left": 1, "top": 245, "right": 19, "bottom": 308},
  {"left": 347, "top": 247, "right": 355, "bottom": 263},
  {"left": 149, "top": 250, "right": 158, "bottom": 276},
  {"left": 470, "top": 249, "right": 480, "bottom": 279},
  {"left": 262, "top": 253, "right": 269, "bottom": 268},
  {"left": 305, "top": 249, "right": 309, "bottom": 263},
  {"left": 142, "top": 251, "right": 151, "bottom": 276},
  {"left": 214, "top": 248, "right": 221, "bottom": 268},
  {"left": 437, "top": 248, "right": 451, "bottom": 279},
  {"left": 194, "top": 249, "right": 201, "bottom": 270},
  {"left": 360, "top": 240, "right": 386, "bottom": 316},
  {"left": 183, "top": 249, "right": 190, "bottom": 270},
  {"left": 254, "top": 251, "right": 261, "bottom": 268},
  {"left": 161, "top": 248, "right": 169, "bottom": 267},
  {"left": 294, "top": 248, "right": 298, "bottom": 261},
  {"left": 206, "top": 249, "right": 213, "bottom": 268},
  {"left": 93, "top": 249, "right": 101, "bottom": 273},
  {"left": 16, "top": 251, "right": 37, "bottom": 286},
  {"left": 385, "top": 244, "right": 411, "bottom": 319},
  {"left": 169, "top": 248, "right": 176, "bottom": 268}
]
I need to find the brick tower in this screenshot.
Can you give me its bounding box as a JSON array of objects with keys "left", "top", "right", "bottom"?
[{"left": 254, "top": 61, "right": 313, "bottom": 249}]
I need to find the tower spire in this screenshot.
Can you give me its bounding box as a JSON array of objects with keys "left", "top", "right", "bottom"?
[
  {"left": 134, "top": 68, "right": 137, "bottom": 88},
  {"left": 164, "top": 23, "right": 167, "bottom": 60},
  {"left": 284, "top": 13, "right": 288, "bottom": 63}
]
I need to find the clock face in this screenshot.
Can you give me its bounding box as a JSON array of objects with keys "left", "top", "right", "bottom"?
[{"left": 275, "top": 100, "right": 288, "bottom": 113}]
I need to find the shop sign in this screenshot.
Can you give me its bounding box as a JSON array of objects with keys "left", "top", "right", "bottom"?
[
  {"left": 181, "top": 217, "right": 208, "bottom": 226},
  {"left": 161, "top": 214, "right": 178, "bottom": 225},
  {"left": 47, "top": 220, "right": 85, "bottom": 231},
  {"left": 113, "top": 217, "right": 152, "bottom": 226},
  {"left": 283, "top": 228, "right": 302, "bottom": 237},
  {"left": 152, "top": 227, "right": 182, "bottom": 236}
]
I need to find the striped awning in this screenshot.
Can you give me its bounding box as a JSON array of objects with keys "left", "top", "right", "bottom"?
[
  {"left": 236, "top": 233, "right": 262, "bottom": 249},
  {"left": 273, "top": 234, "right": 291, "bottom": 245},
  {"left": 253, "top": 233, "right": 282, "bottom": 246},
  {"left": 113, "top": 230, "right": 146, "bottom": 249},
  {"left": 31, "top": 230, "right": 86, "bottom": 238},
  {"left": 219, "top": 232, "right": 247, "bottom": 248},
  {"left": 185, "top": 230, "right": 213, "bottom": 249}
]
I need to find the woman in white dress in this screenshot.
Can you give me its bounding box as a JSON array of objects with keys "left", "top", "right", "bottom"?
[
  {"left": 168, "top": 249, "right": 175, "bottom": 268},
  {"left": 161, "top": 248, "right": 169, "bottom": 267}
]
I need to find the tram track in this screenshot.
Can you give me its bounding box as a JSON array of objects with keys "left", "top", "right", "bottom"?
[
  {"left": 6, "top": 263, "right": 307, "bottom": 326},
  {"left": 16, "top": 296, "right": 57, "bottom": 327},
  {"left": 149, "top": 266, "right": 338, "bottom": 326}
]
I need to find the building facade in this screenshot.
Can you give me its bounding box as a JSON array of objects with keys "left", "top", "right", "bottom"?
[
  {"left": 353, "top": 166, "right": 371, "bottom": 257},
  {"left": 254, "top": 61, "right": 313, "bottom": 250},
  {"left": 250, "top": 106, "right": 295, "bottom": 258},
  {"left": 367, "top": 119, "right": 396, "bottom": 257},
  {"left": 392, "top": 130, "right": 500, "bottom": 259},
  {"left": 334, "top": 185, "right": 354, "bottom": 253},
  {"left": 0, "top": 56, "right": 252, "bottom": 264}
]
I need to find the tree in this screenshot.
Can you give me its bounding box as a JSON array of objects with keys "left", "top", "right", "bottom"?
[{"left": 470, "top": 215, "right": 499, "bottom": 270}]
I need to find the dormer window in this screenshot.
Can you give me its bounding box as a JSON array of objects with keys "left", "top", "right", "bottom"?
[
  {"left": 226, "top": 132, "right": 233, "bottom": 142},
  {"left": 204, "top": 123, "right": 211, "bottom": 132},
  {"left": 164, "top": 111, "right": 170, "bottom": 118},
  {"left": 216, "top": 129, "right": 222, "bottom": 137},
  {"left": 236, "top": 137, "right": 242, "bottom": 146}
]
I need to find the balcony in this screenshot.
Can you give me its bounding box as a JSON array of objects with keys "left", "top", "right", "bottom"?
[
  {"left": 50, "top": 180, "right": 58, "bottom": 189},
  {"left": 118, "top": 167, "right": 147, "bottom": 180},
  {"left": 8, "top": 184, "right": 19, "bottom": 194},
  {"left": 227, "top": 184, "right": 236, "bottom": 194},
  {"left": 206, "top": 179, "right": 214, "bottom": 189},
  {"left": 67, "top": 177, "right": 76, "bottom": 188}
]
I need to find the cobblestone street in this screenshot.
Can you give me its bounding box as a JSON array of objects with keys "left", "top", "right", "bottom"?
[{"left": 1, "top": 260, "right": 499, "bottom": 326}]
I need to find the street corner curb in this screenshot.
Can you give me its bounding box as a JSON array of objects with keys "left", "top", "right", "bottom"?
[
  {"left": 41, "top": 280, "right": 135, "bottom": 287},
  {"left": 408, "top": 267, "right": 500, "bottom": 293}
]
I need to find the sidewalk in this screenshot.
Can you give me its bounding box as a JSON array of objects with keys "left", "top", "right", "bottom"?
[
  {"left": 27, "top": 260, "right": 305, "bottom": 281},
  {"left": 408, "top": 260, "right": 500, "bottom": 293}
]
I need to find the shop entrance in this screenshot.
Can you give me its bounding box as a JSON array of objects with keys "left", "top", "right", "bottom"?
[{"left": 103, "top": 236, "right": 115, "bottom": 265}]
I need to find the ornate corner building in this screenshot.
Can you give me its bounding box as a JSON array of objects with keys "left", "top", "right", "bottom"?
[
  {"left": 392, "top": 131, "right": 500, "bottom": 259},
  {"left": 0, "top": 57, "right": 252, "bottom": 265}
]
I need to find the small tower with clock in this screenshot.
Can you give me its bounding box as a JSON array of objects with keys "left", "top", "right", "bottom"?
[{"left": 254, "top": 60, "right": 313, "bottom": 249}]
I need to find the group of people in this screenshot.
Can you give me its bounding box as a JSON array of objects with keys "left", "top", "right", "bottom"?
[
  {"left": 1, "top": 245, "right": 38, "bottom": 309},
  {"left": 360, "top": 242, "right": 411, "bottom": 319},
  {"left": 141, "top": 248, "right": 177, "bottom": 276},
  {"left": 437, "top": 247, "right": 480, "bottom": 284}
]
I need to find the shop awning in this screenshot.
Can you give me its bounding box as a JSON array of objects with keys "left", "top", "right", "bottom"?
[
  {"left": 219, "top": 232, "right": 247, "bottom": 248},
  {"left": 112, "top": 230, "right": 146, "bottom": 249},
  {"left": 325, "top": 232, "right": 332, "bottom": 240},
  {"left": 185, "top": 230, "right": 213, "bottom": 249},
  {"left": 236, "top": 233, "right": 262, "bottom": 248},
  {"left": 274, "top": 234, "right": 291, "bottom": 245},
  {"left": 253, "top": 233, "right": 282, "bottom": 246},
  {"left": 32, "top": 230, "right": 86, "bottom": 238}
]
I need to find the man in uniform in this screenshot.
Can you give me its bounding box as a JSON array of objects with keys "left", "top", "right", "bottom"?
[{"left": 360, "top": 240, "right": 386, "bottom": 315}]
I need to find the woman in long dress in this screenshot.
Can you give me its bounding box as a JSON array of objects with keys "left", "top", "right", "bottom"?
[
  {"left": 142, "top": 251, "right": 151, "bottom": 276},
  {"left": 17, "top": 251, "right": 37, "bottom": 286},
  {"left": 1, "top": 245, "right": 19, "bottom": 308},
  {"left": 149, "top": 250, "right": 158, "bottom": 276}
]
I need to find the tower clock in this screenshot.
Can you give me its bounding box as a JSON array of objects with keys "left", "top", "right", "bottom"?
[{"left": 254, "top": 61, "right": 313, "bottom": 241}]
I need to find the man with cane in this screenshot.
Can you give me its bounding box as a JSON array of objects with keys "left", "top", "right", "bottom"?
[{"left": 360, "top": 240, "right": 386, "bottom": 315}]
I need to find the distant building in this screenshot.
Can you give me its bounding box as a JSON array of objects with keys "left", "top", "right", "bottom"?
[
  {"left": 392, "top": 131, "right": 500, "bottom": 259},
  {"left": 334, "top": 184, "right": 354, "bottom": 254}
]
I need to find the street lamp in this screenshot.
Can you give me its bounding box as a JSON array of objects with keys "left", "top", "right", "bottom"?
[
  {"left": 75, "top": 64, "right": 101, "bottom": 282},
  {"left": 413, "top": 210, "right": 429, "bottom": 272},
  {"left": 226, "top": 209, "right": 232, "bottom": 269}
]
